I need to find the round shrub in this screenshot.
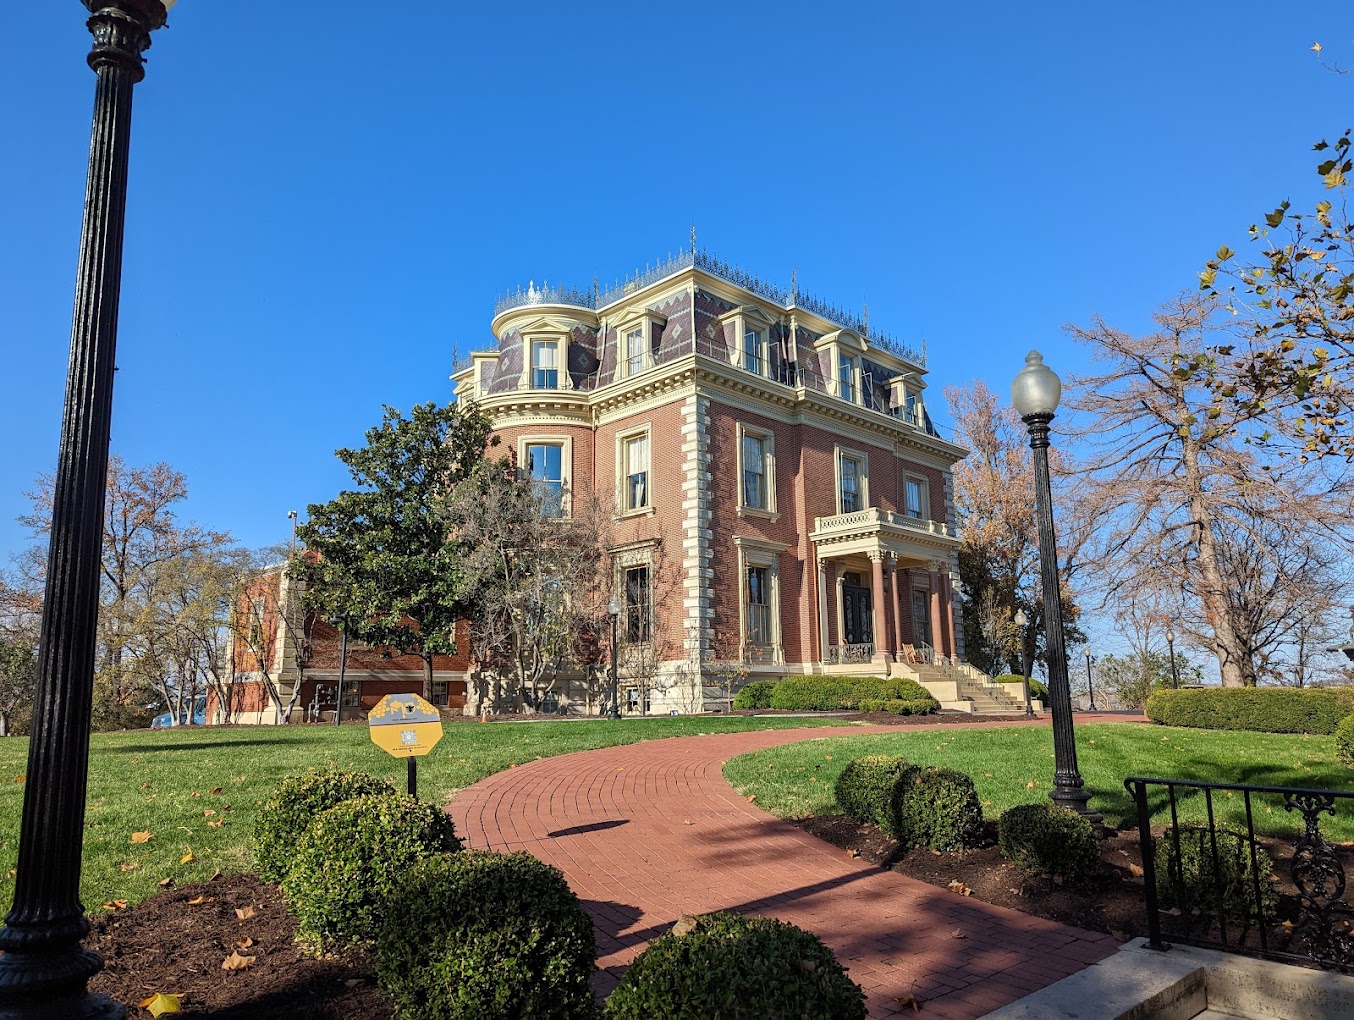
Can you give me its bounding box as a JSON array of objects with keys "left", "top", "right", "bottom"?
[
  {"left": 998, "top": 802, "right": 1101, "bottom": 880},
  {"left": 377, "top": 850, "right": 596, "bottom": 1020},
  {"left": 1154, "top": 826, "right": 1279, "bottom": 924},
  {"left": 1336, "top": 714, "right": 1354, "bottom": 768},
  {"left": 254, "top": 768, "right": 394, "bottom": 883},
  {"left": 834, "top": 755, "right": 912, "bottom": 829},
  {"left": 893, "top": 766, "right": 984, "bottom": 851},
  {"left": 732, "top": 680, "right": 778, "bottom": 710},
  {"left": 283, "top": 791, "right": 462, "bottom": 953},
  {"left": 604, "top": 911, "right": 865, "bottom": 1020}
]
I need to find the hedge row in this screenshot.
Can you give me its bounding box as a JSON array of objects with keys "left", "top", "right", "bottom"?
[
  {"left": 992, "top": 673, "right": 1048, "bottom": 702},
  {"left": 731, "top": 680, "right": 777, "bottom": 710},
  {"left": 765, "top": 676, "right": 939, "bottom": 714},
  {"left": 1144, "top": 687, "right": 1354, "bottom": 735}
]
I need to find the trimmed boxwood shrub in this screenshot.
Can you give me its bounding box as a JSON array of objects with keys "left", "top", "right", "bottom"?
[
  {"left": 768, "top": 676, "right": 938, "bottom": 713},
  {"left": 993, "top": 674, "right": 1048, "bottom": 702},
  {"left": 376, "top": 850, "right": 597, "bottom": 1020},
  {"left": 834, "top": 755, "right": 912, "bottom": 829},
  {"left": 732, "top": 680, "right": 778, "bottom": 710},
  {"left": 283, "top": 792, "right": 462, "bottom": 953},
  {"left": 603, "top": 911, "right": 865, "bottom": 1020},
  {"left": 893, "top": 766, "right": 985, "bottom": 851},
  {"left": 254, "top": 768, "right": 394, "bottom": 883},
  {"left": 1145, "top": 687, "right": 1354, "bottom": 735},
  {"left": 998, "top": 802, "right": 1100, "bottom": 880},
  {"left": 1335, "top": 714, "right": 1354, "bottom": 768},
  {"left": 1154, "top": 826, "right": 1279, "bottom": 924}
]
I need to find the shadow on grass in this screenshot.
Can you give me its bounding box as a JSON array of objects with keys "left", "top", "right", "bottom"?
[{"left": 106, "top": 736, "right": 312, "bottom": 754}]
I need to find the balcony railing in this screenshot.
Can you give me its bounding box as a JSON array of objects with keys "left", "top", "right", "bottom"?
[
  {"left": 826, "top": 642, "right": 875, "bottom": 664},
  {"left": 811, "top": 507, "right": 956, "bottom": 540}
]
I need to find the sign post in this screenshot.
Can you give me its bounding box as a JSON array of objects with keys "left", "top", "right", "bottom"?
[{"left": 368, "top": 693, "right": 444, "bottom": 798}]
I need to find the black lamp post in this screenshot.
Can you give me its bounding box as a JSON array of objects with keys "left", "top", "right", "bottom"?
[
  {"left": 331, "top": 617, "right": 349, "bottom": 727},
  {"left": 607, "top": 596, "right": 621, "bottom": 720},
  {"left": 0, "top": 3, "right": 177, "bottom": 1017},
  {"left": 1166, "top": 627, "right": 1180, "bottom": 689},
  {"left": 1014, "top": 607, "right": 1033, "bottom": 717},
  {"left": 1085, "top": 650, "right": 1096, "bottom": 711},
  {"left": 1012, "top": 351, "right": 1100, "bottom": 824}
]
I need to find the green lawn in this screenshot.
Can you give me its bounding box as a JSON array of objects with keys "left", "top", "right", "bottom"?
[
  {"left": 0, "top": 715, "right": 850, "bottom": 912},
  {"left": 723, "top": 722, "right": 1354, "bottom": 840}
]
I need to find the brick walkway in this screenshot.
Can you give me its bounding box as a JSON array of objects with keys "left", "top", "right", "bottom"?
[{"left": 450, "top": 721, "right": 1122, "bottom": 1019}]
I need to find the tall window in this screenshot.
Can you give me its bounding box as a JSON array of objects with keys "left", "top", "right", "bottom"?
[
  {"left": 526, "top": 442, "right": 565, "bottom": 516},
  {"left": 622, "top": 433, "right": 649, "bottom": 511},
  {"left": 531, "top": 341, "right": 559, "bottom": 389},
  {"left": 840, "top": 456, "right": 862, "bottom": 512},
  {"left": 746, "top": 566, "right": 771, "bottom": 647},
  {"left": 743, "top": 329, "right": 764, "bottom": 375},
  {"left": 904, "top": 391, "right": 920, "bottom": 426},
  {"left": 742, "top": 432, "right": 766, "bottom": 510},
  {"left": 625, "top": 327, "right": 647, "bottom": 376},
  {"left": 837, "top": 353, "right": 856, "bottom": 403},
  {"left": 624, "top": 565, "right": 651, "bottom": 643},
  {"left": 905, "top": 476, "right": 927, "bottom": 519}
]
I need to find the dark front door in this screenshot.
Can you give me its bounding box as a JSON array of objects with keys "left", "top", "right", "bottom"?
[
  {"left": 842, "top": 583, "right": 873, "bottom": 645},
  {"left": 911, "top": 590, "right": 931, "bottom": 648}
]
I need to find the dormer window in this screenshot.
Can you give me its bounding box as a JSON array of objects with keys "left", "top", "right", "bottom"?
[
  {"left": 531, "top": 340, "right": 559, "bottom": 389},
  {"left": 613, "top": 306, "right": 666, "bottom": 381},
  {"left": 625, "top": 327, "right": 648, "bottom": 376},
  {"left": 720, "top": 305, "right": 777, "bottom": 379},
  {"left": 743, "top": 329, "right": 765, "bottom": 375},
  {"left": 837, "top": 353, "right": 857, "bottom": 403}
]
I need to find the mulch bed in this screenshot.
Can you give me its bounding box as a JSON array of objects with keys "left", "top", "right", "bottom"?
[{"left": 87, "top": 875, "right": 391, "bottom": 1019}]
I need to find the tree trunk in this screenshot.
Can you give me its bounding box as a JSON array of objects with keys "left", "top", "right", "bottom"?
[
  {"left": 0, "top": 711, "right": 8, "bottom": 738},
  {"left": 422, "top": 651, "right": 433, "bottom": 703}
]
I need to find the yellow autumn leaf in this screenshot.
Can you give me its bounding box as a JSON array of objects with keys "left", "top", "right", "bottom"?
[
  {"left": 186, "top": 896, "right": 212, "bottom": 905},
  {"left": 946, "top": 880, "right": 972, "bottom": 896},
  {"left": 138, "top": 992, "right": 182, "bottom": 1016},
  {"left": 157, "top": 878, "right": 173, "bottom": 888},
  {"left": 207, "top": 820, "right": 224, "bottom": 829},
  {"left": 119, "top": 862, "right": 140, "bottom": 873},
  {"left": 180, "top": 851, "right": 195, "bottom": 865},
  {"left": 101, "top": 900, "right": 128, "bottom": 911},
  {"left": 130, "top": 831, "right": 152, "bottom": 844}
]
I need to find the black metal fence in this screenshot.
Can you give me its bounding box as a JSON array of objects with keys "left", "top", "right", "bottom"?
[{"left": 1125, "top": 775, "right": 1354, "bottom": 971}]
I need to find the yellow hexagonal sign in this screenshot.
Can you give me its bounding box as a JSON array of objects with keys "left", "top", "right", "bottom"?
[{"left": 368, "top": 693, "right": 444, "bottom": 758}]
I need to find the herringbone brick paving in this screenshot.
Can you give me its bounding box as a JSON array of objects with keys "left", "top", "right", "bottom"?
[{"left": 450, "top": 719, "right": 1122, "bottom": 1018}]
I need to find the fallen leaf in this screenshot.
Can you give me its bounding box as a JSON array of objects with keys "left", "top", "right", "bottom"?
[
  {"left": 180, "top": 851, "right": 195, "bottom": 865},
  {"left": 130, "top": 831, "right": 152, "bottom": 844},
  {"left": 14, "top": 774, "right": 25, "bottom": 784},
  {"left": 139, "top": 992, "right": 183, "bottom": 1016},
  {"left": 191, "top": 791, "right": 201, "bottom": 798},
  {"left": 119, "top": 862, "right": 140, "bottom": 873},
  {"left": 235, "top": 937, "right": 254, "bottom": 950},
  {"left": 102, "top": 899, "right": 129, "bottom": 911},
  {"left": 235, "top": 906, "right": 256, "bottom": 920},
  {"left": 846, "top": 848, "right": 860, "bottom": 858},
  {"left": 210, "top": 787, "right": 223, "bottom": 795},
  {"left": 671, "top": 915, "right": 699, "bottom": 937},
  {"left": 158, "top": 878, "right": 173, "bottom": 889},
  {"left": 1128, "top": 863, "right": 1145, "bottom": 878},
  {"left": 950, "top": 928, "right": 967, "bottom": 939},
  {"left": 209, "top": 869, "right": 222, "bottom": 881},
  {"left": 140, "top": 783, "right": 151, "bottom": 790},
  {"left": 1025, "top": 781, "right": 1037, "bottom": 790},
  {"left": 202, "top": 809, "right": 216, "bottom": 817},
  {"left": 220, "top": 950, "right": 255, "bottom": 971},
  {"left": 898, "top": 993, "right": 922, "bottom": 1012},
  {"left": 207, "top": 820, "right": 224, "bottom": 829},
  {"left": 947, "top": 880, "right": 972, "bottom": 896},
  {"left": 186, "top": 896, "right": 213, "bottom": 905},
  {"left": 930, "top": 849, "right": 942, "bottom": 856}
]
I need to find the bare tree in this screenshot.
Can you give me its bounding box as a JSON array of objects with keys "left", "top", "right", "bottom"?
[
  {"left": 229, "top": 555, "right": 312, "bottom": 724},
  {"left": 1066, "top": 294, "right": 1354, "bottom": 686}
]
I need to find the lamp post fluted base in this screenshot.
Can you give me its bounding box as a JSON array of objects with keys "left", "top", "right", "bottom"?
[
  {"left": 1050, "top": 784, "right": 1103, "bottom": 828},
  {"left": 0, "top": 944, "right": 123, "bottom": 1020}
]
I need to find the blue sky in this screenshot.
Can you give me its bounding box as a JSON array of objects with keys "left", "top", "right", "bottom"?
[{"left": 2, "top": 2, "right": 1350, "bottom": 569}]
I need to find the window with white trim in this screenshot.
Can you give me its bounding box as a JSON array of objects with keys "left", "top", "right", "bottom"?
[
  {"left": 733, "top": 536, "right": 786, "bottom": 664},
  {"left": 835, "top": 446, "right": 869, "bottom": 515},
  {"left": 525, "top": 442, "right": 566, "bottom": 517},
  {"left": 837, "top": 353, "right": 857, "bottom": 403},
  {"left": 904, "top": 475, "right": 928, "bottom": 520},
  {"left": 624, "top": 565, "right": 651, "bottom": 643},
  {"left": 736, "top": 423, "right": 776, "bottom": 516},
  {"left": 531, "top": 340, "right": 559, "bottom": 389},
  {"left": 624, "top": 326, "right": 648, "bottom": 376},
  {"left": 746, "top": 566, "right": 771, "bottom": 647},
  {"left": 617, "top": 427, "right": 651, "bottom": 514},
  {"left": 743, "top": 328, "right": 765, "bottom": 376}
]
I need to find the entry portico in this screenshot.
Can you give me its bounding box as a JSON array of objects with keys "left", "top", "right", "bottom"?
[{"left": 810, "top": 507, "right": 961, "bottom": 667}]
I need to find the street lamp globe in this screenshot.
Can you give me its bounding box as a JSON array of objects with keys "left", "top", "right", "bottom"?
[
  {"left": 1014, "top": 608, "right": 1027, "bottom": 628},
  {"left": 608, "top": 596, "right": 621, "bottom": 618},
  {"left": 1011, "top": 351, "right": 1062, "bottom": 419}
]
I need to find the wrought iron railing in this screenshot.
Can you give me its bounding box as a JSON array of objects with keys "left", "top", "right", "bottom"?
[
  {"left": 826, "top": 643, "right": 875, "bottom": 664},
  {"left": 1124, "top": 775, "right": 1354, "bottom": 973},
  {"left": 493, "top": 247, "right": 926, "bottom": 367}
]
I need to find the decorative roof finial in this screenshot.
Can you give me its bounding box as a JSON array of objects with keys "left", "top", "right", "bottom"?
[
  {"left": 863, "top": 302, "right": 870, "bottom": 338},
  {"left": 791, "top": 267, "right": 798, "bottom": 301},
  {"left": 690, "top": 224, "right": 697, "bottom": 252}
]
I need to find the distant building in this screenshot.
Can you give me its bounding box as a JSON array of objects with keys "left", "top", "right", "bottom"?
[{"left": 451, "top": 249, "right": 999, "bottom": 714}]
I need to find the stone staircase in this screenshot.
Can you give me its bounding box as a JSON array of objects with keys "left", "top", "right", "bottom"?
[{"left": 894, "top": 651, "right": 1025, "bottom": 715}]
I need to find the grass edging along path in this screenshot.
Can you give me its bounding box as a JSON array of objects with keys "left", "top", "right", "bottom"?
[
  {"left": 0, "top": 715, "right": 852, "bottom": 913},
  {"left": 722, "top": 722, "right": 1354, "bottom": 841}
]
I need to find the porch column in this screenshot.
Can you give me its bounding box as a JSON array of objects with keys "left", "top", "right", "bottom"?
[
  {"left": 816, "top": 558, "right": 829, "bottom": 664},
  {"left": 869, "top": 553, "right": 891, "bottom": 663},
  {"left": 940, "top": 571, "right": 957, "bottom": 659},
  {"left": 889, "top": 556, "right": 905, "bottom": 658},
  {"left": 929, "top": 566, "right": 946, "bottom": 658},
  {"left": 835, "top": 572, "right": 846, "bottom": 654}
]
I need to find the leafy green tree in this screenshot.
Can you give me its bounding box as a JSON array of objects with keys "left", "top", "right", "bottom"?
[
  {"left": 295, "top": 402, "right": 496, "bottom": 702},
  {"left": 0, "top": 635, "right": 37, "bottom": 737},
  {"left": 1097, "top": 650, "right": 1202, "bottom": 709}
]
